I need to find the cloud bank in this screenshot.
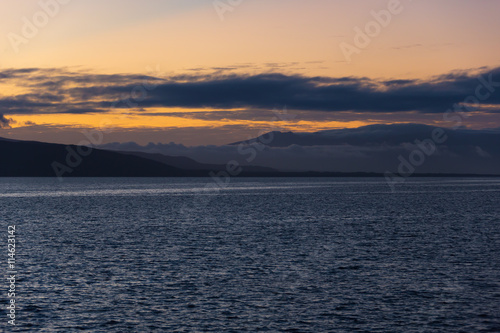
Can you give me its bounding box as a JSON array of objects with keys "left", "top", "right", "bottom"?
[{"left": 1, "top": 67, "right": 500, "bottom": 116}]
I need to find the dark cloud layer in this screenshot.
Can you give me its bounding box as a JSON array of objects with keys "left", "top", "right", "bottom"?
[{"left": 1, "top": 67, "right": 500, "bottom": 116}]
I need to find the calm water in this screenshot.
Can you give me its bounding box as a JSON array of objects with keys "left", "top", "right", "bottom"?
[{"left": 1, "top": 177, "right": 500, "bottom": 332}]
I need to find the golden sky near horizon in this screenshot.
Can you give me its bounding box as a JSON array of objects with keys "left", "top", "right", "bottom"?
[{"left": 1, "top": 0, "right": 500, "bottom": 145}]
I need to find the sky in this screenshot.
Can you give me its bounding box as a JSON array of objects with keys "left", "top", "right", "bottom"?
[{"left": 1, "top": 0, "right": 500, "bottom": 145}]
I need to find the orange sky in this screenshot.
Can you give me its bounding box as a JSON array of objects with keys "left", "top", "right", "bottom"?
[{"left": 1, "top": 0, "right": 500, "bottom": 145}]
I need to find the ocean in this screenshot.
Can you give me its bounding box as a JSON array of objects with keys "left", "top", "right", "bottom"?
[{"left": 1, "top": 177, "right": 500, "bottom": 332}]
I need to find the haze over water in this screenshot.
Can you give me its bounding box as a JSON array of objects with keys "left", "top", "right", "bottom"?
[{"left": 1, "top": 177, "right": 499, "bottom": 332}]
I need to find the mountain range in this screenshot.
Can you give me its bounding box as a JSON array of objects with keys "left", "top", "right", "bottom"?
[{"left": 1, "top": 124, "right": 500, "bottom": 177}]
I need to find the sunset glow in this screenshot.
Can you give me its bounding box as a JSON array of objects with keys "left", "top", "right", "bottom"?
[{"left": 1, "top": 0, "right": 500, "bottom": 145}]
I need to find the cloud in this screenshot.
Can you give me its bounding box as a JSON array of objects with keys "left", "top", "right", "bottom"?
[
  {"left": 391, "top": 44, "right": 423, "bottom": 50},
  {"left": 0, "top": 114, "right": 14, "bottom": 128},
  {"left": 0, "top": 67, "right": 499, "bottom": 116}
]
